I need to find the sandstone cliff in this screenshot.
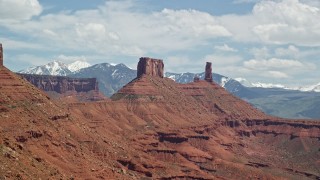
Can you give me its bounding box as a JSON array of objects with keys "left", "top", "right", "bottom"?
[
  {"left": 18, "top": 73, "right": 99, "bottom": 94},
  {"left": 17, "top": 73, "right": 105, "bottom": 101}
]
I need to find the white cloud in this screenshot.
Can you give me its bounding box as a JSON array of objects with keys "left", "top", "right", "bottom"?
[
  {"left": 76, "top": 23, "right": 107, "bottom": 41},
  {"left": 202, "top": 54, "right": 244, "bottom": 76},
  {"left": 220, "top": 0, "right": 320, "bottom": 46},
  {"left": 0, "top": 1, "right": 231, "bottom": 58},
  {"left": 238, "top": 56, "right": 318, "bottom": 83},
  {"left": 12, "top": 54, "right": 47, "bottom": 66},
  {"left": 166, "top": 54, "right": 243, "bottom": 74},
  {"left": 265, "top": 71, "right": 289, "bottom": 78},
  {"left": 218, "top": 14, "right": 259, "bottom": 43},
  {"left": 0, "top": 38, "right": 47, "bottom": 50},
  {"left": 0, "top": 0, "right": 42, "bottom": 20},
  {"left": 166, "top": 56, "right": 196, "bottom": 73},
  {"left": 243, "top": 58, "right": 305, "bottom": 70},
  {"left": 252, "top": 0, "right": 320, "bottom": 46},
  {"left": 204, "top": 54, "right": 242, "bottom": 66},
  {"left": 301, "top": 0, "right": 320, "bottom": 7},
  {"left": 275, "top": 45, "right": 300, "bottom": 58},
  {"left": 217, "top": 58, "right": 314, "bottom": 81},
  {"left": 55, "top": 55, "right": 87, "bottom": 64},
  {"left": 42, "top": 29, "right": 58, "bottom": 37},
  {"left": 214, "top": 44, "right": 238, "bottom": 52},
  {"left": 158, "top": 9, "right": 231, "bottom": 38},
  {"left": 249, "top": 47, "right": 270, "bottom": 59}
]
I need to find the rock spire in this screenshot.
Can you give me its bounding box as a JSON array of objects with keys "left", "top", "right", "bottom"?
[
  {"left": 205, "top": 62, "right": 213, "bottom": 82},
  {"left": 0, "top": 44, "right": 3, "bottom": 66}
]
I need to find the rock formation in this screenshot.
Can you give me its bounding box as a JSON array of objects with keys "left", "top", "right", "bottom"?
[
  {"left": 111, "top": 58, "right": 320, "bottom": 179},
  {"left": 0, "top": 43, "right": 3, "bottom": 66},
  {"left": 18, "top": 73, "right": 99, "bottom": 94},
  {"left": 1, "top": 55, "right": 320, "bottom": 179},
  {"left": 193, "top": 75, "right": 200, "bottom": 82},
  {"left": 205, "top": 62, "right": 213, "bottom": 82},
  {"left": 137, "top": 57, "right": 164, "bottom": 78}
]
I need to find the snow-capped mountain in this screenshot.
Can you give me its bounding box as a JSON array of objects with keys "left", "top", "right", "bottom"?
[
  {"left": 67, "top": 61, "right": 91, "bottom": 72},
  {"left": 18, "top": 61, "right": 71, "bottom": 76},
  {"left": 234, "top": 77, "right": 320, "bottom": 93},
  {"left": 18, "top": 60, "right": 91, "bottom": 76},
  {"left": 165, "top": 72, "right": 204, "bottom": 84},
  {"left": 295, "top": 83, "right": 320, "bottom": 92},
  {"left": 251, "top": 82, "right": 286, "bottom": 89},
  {"left": 70, "top": 63, "right": 136, "bottom": 96},
  {"left": 234, "top": 78, "right": 253, "bottom": 87},
  {"left": 165, "top": 72, "right": 235, "bottom": 89},
  {"left": 234, "top": 78, "right": 286, "bottom": 89}
]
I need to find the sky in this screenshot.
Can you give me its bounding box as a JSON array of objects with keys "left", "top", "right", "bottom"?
[{"left": 0, "top": 0, "right": 320, "bottom": 87}]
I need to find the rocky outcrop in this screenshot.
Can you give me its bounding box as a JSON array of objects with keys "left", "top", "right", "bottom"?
[
  {"left": 225, "top": 118, "right": 320, "bottom": 138},
  {"left": 205, "top": 62, "right": 213, "bottom": 82},
  {"left": 18, "top": 73, "right": 99, "bottom": 94},
  {"left": 0, "top": 43, "right": 3, "bottom": 66},
  {"left": 137, "top": 57, "right": 164, "bottom": 78},
  {"left": 193, "top": 76, "right": 200, "bottom": 82}
]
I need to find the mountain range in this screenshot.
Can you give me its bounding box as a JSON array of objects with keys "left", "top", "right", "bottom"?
[
  {"left": 18, "top": 60, "right": 320, "bottom": 93},
  {"left": 18, "top": 60, "right": 320, "bottom": 119},
  {"left": 235, "top": 77, "right": 320, "bottom": 92}
]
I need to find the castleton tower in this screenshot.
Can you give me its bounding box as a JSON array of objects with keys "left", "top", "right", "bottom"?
[
  {"left": 0, "top": 44, "right": 3, "bottom": 66},
  {"left": 204, "top": 62, "right": 213, "bottom": 82}
]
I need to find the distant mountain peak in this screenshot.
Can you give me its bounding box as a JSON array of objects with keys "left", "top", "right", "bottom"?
[
  {"left": 251, "top": 82, "right": 286, "bottom": 89},
  {"left": 114, "top": 63, "right": 131, "bottom": 69},
  {"left": 67, "top": 60, "right": 90, "bottom": 72},
  {"left": 296, "top": 83, "right": 320, "bottom": 92},
  {"left": 18, "top": 60, "right": 91, "bottom": 76},
  {"left": 234, "top": 77, "right": 253, "bottom": 87},
  {"left": 18, "top": 61, "right": 70, "bottom": 76}
]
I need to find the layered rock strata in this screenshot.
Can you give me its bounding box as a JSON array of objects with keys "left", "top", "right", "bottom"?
[{"left": 18, "top": 73, "right": 99, "bottom": 94}]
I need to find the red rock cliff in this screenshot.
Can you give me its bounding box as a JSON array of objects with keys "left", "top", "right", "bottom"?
[
  {"left": 18, "top": 73, "right": 99, "bottom": 94},
  {"left": 205, "top": 62, "right": 213, "bottom": 82},
  {"left": 0, "top": 44, "right": 3, "bottom": 66},
  {"left": 137, "top": 57, "right": 164, "bottom": 78}
]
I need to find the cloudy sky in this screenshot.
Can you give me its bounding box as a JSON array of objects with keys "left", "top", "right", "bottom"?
[{"left": 0, "top": 0, "right": 319, "bottom": 87}]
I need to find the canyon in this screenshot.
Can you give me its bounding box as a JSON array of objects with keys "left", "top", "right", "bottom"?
[{"left": 0, "top": 45, "right": 319, "bottom": 179}]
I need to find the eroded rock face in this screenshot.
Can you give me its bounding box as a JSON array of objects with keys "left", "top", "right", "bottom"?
[
  {"left": 0, "top": 44, "right": 3, "bottom": 66},
  {"left": 137, "top": 57, "right": 164, "bottom": 78},
  {"left": 18, "top": 73, "right": 99, "bottom": 94},
  {"left": 205, "top": 62, "right": 213, "bottom": 82}
]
